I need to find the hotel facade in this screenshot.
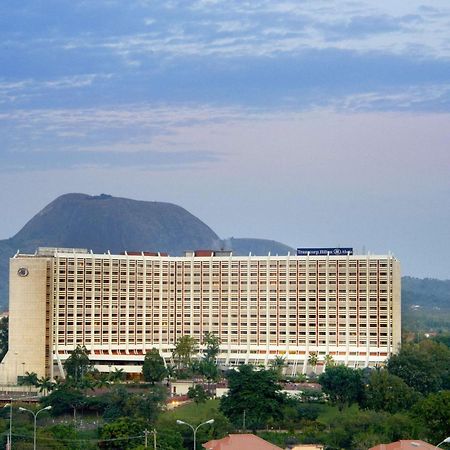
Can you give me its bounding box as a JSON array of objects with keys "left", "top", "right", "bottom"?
[{"left": 1, "top": 247, "right": 401, "bottom": 383}]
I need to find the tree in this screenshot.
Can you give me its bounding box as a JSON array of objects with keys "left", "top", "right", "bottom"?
[
  {"left": 19, "top": 371, "right": 39, "bottom": 387},
  {"left": 103, "top": 385, "right": 166, "bottom": 424},
  {"left": 308, "top": 352, "right": 318, "bottom": 373},
  {"left": 198, "top": 359, "right": 220, "bottom": 384},
  {"left": 99, "top": 417, "right": 147, "bottom": 450},
  {"left": 387, "top": 340, "right": 450, "bottom": 394},
  {"left": 362, "top": 369, "right": 420, "bottom": 413},
  {"left": 269, "top": 356, "right": 286, "bottom": 380},
  {"left": 142, "top": 348, "right": 167, "bottom": 384},
  {"left": 202, "top": 332, "right": 220, "bottom": 361},
  {"left": 220, "top": 365, "right": 286, "bottom": 429},
  {"left": 149, "top": 427, "right": 185, "bottom": 450},
  {"left": 196, "top": 333, "right": 221, "bottom": 389},
  {"left": 318, "top": 365, "right": 364, "bottom": 410},
  {"left": 172, "top": 336, "right": 198, "bottom": 369},
  {"left": 64, "top": 345, "right": 94, "bottom": 384},
  {"left": 37, "top": 376, "right": 56, "bottom": 395},
  {"left": 0, "top": 317, "right": 8, "bottom": 361},
  {"left": 187, "top": 384, "right": 209, "bottom": 404},
  {"left": 323, "top": 354, "right": 335, "bottom": 369},
  {"left": 41, "top": 384, "right": 86, "bottom": 416},
  {"left": 411, "top": 390, "right": 450, "bottom": 443},
  {"left": 109, "top": 367, "right": 125, "bottom": 383}
]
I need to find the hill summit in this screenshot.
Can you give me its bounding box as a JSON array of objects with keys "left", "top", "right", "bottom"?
[{"left": 11, "top": 193, "right": 222, "bottom": 254}]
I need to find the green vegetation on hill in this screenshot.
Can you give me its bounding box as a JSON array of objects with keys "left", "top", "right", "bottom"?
[{"left": 402, "top": 276, "right": 450, "bottom": 335}]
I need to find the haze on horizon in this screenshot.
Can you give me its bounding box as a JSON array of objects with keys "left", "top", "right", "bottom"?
[{"left": 1, "top": 1, "right": 449, "bottom": 279}]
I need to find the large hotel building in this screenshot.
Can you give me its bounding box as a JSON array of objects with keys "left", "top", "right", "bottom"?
[{"left": 1, "top": 247, "right": 401, "bottom": 383}]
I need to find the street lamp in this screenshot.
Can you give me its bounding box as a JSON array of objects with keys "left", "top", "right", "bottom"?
[
  {"left": 19, "top": 405, "right": 52, "bottom": 450},
  {"left": 3, "top": 400, "right": 12, "bottom": 450},
  {"left": 176, "top": 419, "right": 214, "bottom": 450},
  {"left": 144, "top": 428, "right": 157, "bottom": 449},
  {"left": 436, "top": 437, "right": 450, "bottom": 448}
]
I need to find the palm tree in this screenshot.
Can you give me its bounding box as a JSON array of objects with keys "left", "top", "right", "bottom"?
[
  {"left": 95, "top": 373, "right": 111, "bottom": 389},
  {"left": 269, "top": 355, "right": 286, "bottom": 379},
  {"left": 308, "top": 352, "right": 318, "bottom": 374},
  {"left": 37, "top": 376, "right": 55, "bottom": 395},
  {"left": 108, "top": 367, "right": 125, "bottom": 384},
  {"left": 323, "top": 354, "right": 335, "bottom": 371},
  {"left": 19, "top": 371, "right": 39, "bottom": 387}
]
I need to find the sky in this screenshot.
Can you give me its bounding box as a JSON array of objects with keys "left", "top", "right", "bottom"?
[{"left": 1, "top": 0, "right": 450, "bottom": 279}]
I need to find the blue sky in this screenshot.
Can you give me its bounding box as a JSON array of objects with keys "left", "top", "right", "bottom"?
[{"left": 1, "top": 0, "right": 450, "bottom": 278}]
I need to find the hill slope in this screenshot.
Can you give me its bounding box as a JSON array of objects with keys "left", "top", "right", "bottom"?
[{"left": 9, "top": 193, "right": 222, "bottom": 254}]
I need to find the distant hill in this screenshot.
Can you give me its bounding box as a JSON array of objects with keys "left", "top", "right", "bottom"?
[
  {"left": 402, "top": 276, "right": 450, "bottom": 311},
  {"left": 0, "top": 193, "right": 294, "bottom": 308},
  {"left": 225, "top": 237, "right": 295, "bottom": 256},
  {"left": 401, "top": 276, "right": 450, "bottom": 334}
]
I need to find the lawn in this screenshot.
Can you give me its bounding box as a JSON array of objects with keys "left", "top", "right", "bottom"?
[{"left": 158, "top": 399, "right": 221, "bottom": 426}]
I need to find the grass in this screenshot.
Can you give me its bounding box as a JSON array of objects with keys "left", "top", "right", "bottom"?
[{"left": 158, "top": 399, "right": 221, "bottom": 426}]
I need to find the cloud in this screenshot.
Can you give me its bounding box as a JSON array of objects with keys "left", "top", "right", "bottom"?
[
  {"left": 0, "top": 147, "right": 218, "bottom": 172},
  {"left": 0, "top": 74, "right": 112, "bottom": 104}
]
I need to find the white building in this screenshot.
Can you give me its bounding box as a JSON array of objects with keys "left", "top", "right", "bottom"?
[{"left": 1, "top": 247, "right": 401, "bottom": 383}]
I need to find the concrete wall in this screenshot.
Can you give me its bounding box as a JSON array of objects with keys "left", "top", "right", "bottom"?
[{"left": 1, "top": 257, "right": 50, "bottom": 384}]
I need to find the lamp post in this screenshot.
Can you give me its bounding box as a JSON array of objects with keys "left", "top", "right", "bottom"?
[
  {"left": 436, "top": 437, "right": 450, "bottom": 448},
  {"left": 144, "top": 428, "right": 157, "bottom": 449},
  {"left": 19, "top": 405, "right": 52, "bottom": 450},
  {"left": 3, "top": 399, "right": 12, "bottom": 450},
  {"left": 176, "top": 419, "right": 214, "bottom": 450}
]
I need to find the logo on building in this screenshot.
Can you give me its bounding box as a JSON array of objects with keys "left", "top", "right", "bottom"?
[{"left": 296, "top": 248, "right": 353, "bottom": 256}]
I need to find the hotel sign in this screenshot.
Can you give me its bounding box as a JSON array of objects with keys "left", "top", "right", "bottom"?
[{"left": 297, "top": 248, "right": 353, "bottom": 256}]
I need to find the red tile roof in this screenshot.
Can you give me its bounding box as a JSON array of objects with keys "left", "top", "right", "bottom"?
[{"left": 203, "top": 434, "right": 281, "bottom": 450}]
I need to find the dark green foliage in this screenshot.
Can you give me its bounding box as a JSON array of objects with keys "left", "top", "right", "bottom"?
[
  {"left": 142, "top": 348, "right": 168, "bottom": 384},
  {"left": 402, "top": 277, "right": 450, "bottom": 335},
  {"left": 319, "top": 406, "right": 419, "bottom": 450},
  {"left": 411, "top": 390, "right": 450, "bottom": 443},
  {"left": 433, "top": 332, "right": 450, "bottom": 347},
  {"left": 202, "top": 332, "right": 220, "bottom": 361},
  {"left": 196, "top": 359, "right": 220, "bottom": 383},
  {"left": 46, "top": 424, "right": 81, "bottom": 450},
  {"left": 99, "top": 417, "right": 147, "bottom": 449},
  {"left": 269, "top": 355, "right": 286, "bottom": 379},
  {"left": 402, "top": 276, "right": 450, "bottom": 311},
  {"left": 64, "top": 345, "right": 94, "bottom": 385},
  {"left": 172, "top": 335, "right": 198, "bottom": 369},
  {"left": 362, "top": 369, "right": 420, "bottom": 413},
  {"left": 318, "top": 365, "right": 364, "bottom": 410},
  {"left": 19, "top": 370, "right": 39, "bottom": 387},
  {"left": 103, "top": 385, "right": 166, "bottom": 424},
  {"left": 187, "top": 384, "right": 209, "bottom": 404},
  {"left": 220, "top": 365, "right": 286, "bottom": 429},
  {"left": 295, "top": 402, "right": 326, "bottom": 421},
  {"left": 0, "top": 317, "right": 8, "bottom": 361},
  {"left": 152, "top": 427, "right": 185, "bottom": 450},
  {"left": 41, "top": 385, "right": 86, "bottom": 415},
  {"left": 386, "top": 339, "right": 450, "bottom": 394}
]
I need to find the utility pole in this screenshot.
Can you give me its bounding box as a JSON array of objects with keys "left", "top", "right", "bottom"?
[
  {"left": 144, "top": 429, "right": 149, "bottom": 448},
  {"left": 243, "top": 410, "right": 246, "bottom": 431}
]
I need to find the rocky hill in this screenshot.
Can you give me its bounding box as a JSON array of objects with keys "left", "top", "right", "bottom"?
[{"left": 0, "top": 193, "right": 294, "bottom": 308}]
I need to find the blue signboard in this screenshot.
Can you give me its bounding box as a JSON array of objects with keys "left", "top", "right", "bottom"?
[{"left": 297, "top": 248, "right": 353, "bottom": 256}]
